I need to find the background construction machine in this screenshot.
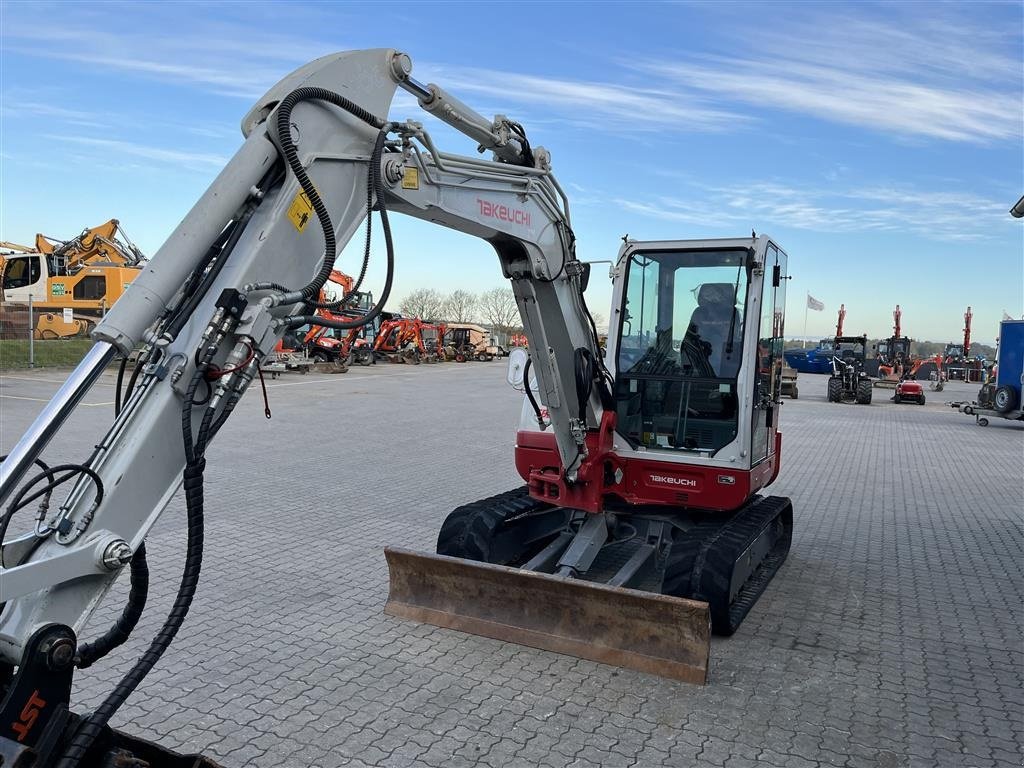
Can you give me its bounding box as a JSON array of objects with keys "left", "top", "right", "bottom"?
[
  {"left": 442, "top": 322, "right": 496, "bottom": 361},
  {"left": 0, "top": 49, "right": 793, "bottom": 766},
  {"left": 943, "top": 306, "right": 983, "bottom": 381},
  {"left": 373, "top": 316, "right": 444, "bottom": 363},
  {"left": 0, "top": 220, "right": 145, "bottom": 339},
  {"left": 874, "top": 304, "right": 915, "bottom": 384},
  {"left": 826, "top": 336, "right": 873, "bottom": 404},
  {"left": 782, "top": 303, "right": 846, "bottom": 375}
]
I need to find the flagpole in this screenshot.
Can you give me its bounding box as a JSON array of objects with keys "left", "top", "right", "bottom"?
[{"left": 803, "top": 292, "right": 809, "bottom": 348}]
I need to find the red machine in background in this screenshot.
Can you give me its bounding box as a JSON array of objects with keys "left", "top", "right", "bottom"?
[
  {"left": 373, "top": 317, "right": 446, "bottom": 363},
  {"left": 836, "top": 304, "right": 846, "bottom": 337},
  {"left": 877, "top": 304, "right": 915, "bottom": 382},
  {"left": 943, "top": 306, "right": 983, "bottom": 381},
  {"left": 267, "top": 269, "right": 376, "bottom": 371}
]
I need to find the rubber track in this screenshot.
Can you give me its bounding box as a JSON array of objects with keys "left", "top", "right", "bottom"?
[
  {"left": 662, "top": 495, "right": 793, "bottom": 636},
  {"left": 436, "top": 487, "right": 553, "bottom": 564}
]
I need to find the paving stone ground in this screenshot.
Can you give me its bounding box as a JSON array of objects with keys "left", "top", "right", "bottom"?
[{"left": 1, "top": 363, "right": 1021, "bottom": 768}]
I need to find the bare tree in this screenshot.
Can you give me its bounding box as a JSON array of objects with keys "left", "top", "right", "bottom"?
[
  {"left": 442, "top": 289, "right": 478, "bottom": 323},
  {"left": 399, "top": 288, "right": 444, "bottom": 320},
  {"left": 590, "top": 312, "right": 608, "bottom": 334},
  {"left": 478, "top": 287, "right": 519, "bottom": 332}
]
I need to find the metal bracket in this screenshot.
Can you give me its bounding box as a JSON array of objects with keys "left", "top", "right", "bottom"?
[
  {"left": 556, "top": 514, "right": 608, "bottom": 577},
  {"left": 0, "top": 624, "right": 76, "bottom": 760}
]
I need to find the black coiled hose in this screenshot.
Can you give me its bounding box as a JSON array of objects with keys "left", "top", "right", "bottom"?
[
  {"left": 273, "top": 86, "right": 384, "bottom": 304},
  {"left": 75, "top": 542, "right": 149, "bottom": 670},
  {"left": 285, "top": 128, "right": 394, "bottom": 331},
  {"left": 58, "top": 364, "right": 215, "bottom": 767}
]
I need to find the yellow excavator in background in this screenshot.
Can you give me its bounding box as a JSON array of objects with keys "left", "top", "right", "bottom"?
[{"left": 0, "top": 219, "right": 145, "bottom": 338}]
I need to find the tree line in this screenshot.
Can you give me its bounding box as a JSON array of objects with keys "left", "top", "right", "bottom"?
[{"left": 398, "top": 287, "right": 520, "bottom": 331}]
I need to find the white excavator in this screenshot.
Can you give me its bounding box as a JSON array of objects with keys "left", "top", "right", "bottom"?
[{"left": 0, "top": 49, "right": 792, "bottom": 767}]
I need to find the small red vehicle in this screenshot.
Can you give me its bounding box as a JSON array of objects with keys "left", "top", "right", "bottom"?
[{"left": 893, "top": 378, "right": 926, "bottom": 405}]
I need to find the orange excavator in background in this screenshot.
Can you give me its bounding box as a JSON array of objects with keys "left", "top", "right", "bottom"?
[
  {"left": 373, "top": 317, "right": 446, "bottom": 363},
  {"left": 267, "top": 269, "right": 376, "bottom": 371},
  {"left": 835, "top": 303, "right": 846, "bottom": 337},
  {"left": 0, "top": 219, "right": 145, "bottom": 338},
  {"left": 875, "top": 304, "right": 949, "bottom": 386},
  {"left": 943, "top": 306, "right": 982, "bottom": 381},
  {"left": 876, "top": 304, "right": 916, "bottom": 383}
]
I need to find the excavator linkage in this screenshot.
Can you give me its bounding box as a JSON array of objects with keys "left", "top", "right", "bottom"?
[{"left": 384, "top": 488, "right": 794, "bottom": 683}]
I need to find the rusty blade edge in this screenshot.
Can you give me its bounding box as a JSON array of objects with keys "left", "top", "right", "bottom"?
[
  {"left": 383, "top": 548, "right": 710, "bottom": 685},
  {"left": 385, "top": 600, "right": 708, "bottom": 685}
]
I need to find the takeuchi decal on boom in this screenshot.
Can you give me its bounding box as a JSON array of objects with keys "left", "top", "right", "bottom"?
[{"left": 477, "top": 199, "right": 531, "bottom": 227}]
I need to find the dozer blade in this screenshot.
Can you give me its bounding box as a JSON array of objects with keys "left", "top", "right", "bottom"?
[{"left": 384, "top": 547, "right": 711, "bottom": 684}]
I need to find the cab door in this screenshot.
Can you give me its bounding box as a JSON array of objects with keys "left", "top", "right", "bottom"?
[
  {"left": 1, "top": 254, "right": 45, "bottom": 302},
  {"left": 751, "top": 243, "right": 787, "bottom": 463}
]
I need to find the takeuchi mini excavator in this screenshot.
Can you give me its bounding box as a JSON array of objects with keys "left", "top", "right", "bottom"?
[{"left": 0, "top": 50, "right": 792, "bottom": 767}]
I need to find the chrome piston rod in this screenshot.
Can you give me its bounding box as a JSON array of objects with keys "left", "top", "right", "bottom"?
[
  {"left": 0, "top": 341, "right": 117, "bottom": 506},
  {"left": 397, "top": 67, "right": 528, "bottom": 165}
]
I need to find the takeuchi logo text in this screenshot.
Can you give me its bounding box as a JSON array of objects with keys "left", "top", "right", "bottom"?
[
  {"left": 649, "top": 474, "right": 698, "bottom": 488},
  {"left": 477, "top": 199, "right": 531, "bottom": 227}
]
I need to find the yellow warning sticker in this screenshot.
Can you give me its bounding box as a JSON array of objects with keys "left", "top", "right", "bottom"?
[
  {"left": 401, "top": 167, "right": 419, "bottom": 190},
  {"left": 287, "top": 190, "right": 314, "bottom": 232}
]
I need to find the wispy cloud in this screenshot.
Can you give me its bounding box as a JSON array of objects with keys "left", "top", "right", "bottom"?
[
  {"left": 2, "top": 13, "right": 330, "bottom": 100},
  {"left": 6, "top": 4, "right": 1014, "bottom": 147},
  {"left": 0, "top": 101, "right": 106, "bottom": 128},
  {"left": 630, "top": 9, "right": 1021, "bottom": 143},
  {"left": 45, "top": 135, "right": 228, "bottom": 171},
  {"left": 619, "top": 180, "right": 1013, "bottom": 242},
  {"left": 420, "top": 64, "right": 747, "bottom": 133}
]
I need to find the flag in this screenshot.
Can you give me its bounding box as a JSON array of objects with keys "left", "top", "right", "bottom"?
[{"left": 807, "top": 294, "right": 824, "bottom": 312}]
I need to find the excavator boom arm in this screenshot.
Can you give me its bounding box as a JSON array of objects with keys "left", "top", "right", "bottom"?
[{"left": 0, "top": 49, "right": 601, "bottom": 665}]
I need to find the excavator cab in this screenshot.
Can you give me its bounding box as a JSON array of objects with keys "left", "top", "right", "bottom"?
[{"left": 614, "top": 247, "right": 750, "bottom": 454}]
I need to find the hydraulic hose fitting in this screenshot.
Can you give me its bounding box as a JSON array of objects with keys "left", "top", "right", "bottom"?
[{"left": 234, "top": 356, "right": 262, "bottom": 397}]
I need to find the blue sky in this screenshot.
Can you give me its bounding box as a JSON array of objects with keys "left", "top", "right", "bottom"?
[{"left": 1, "top": 1, "right": 1021, "bottom": 344}]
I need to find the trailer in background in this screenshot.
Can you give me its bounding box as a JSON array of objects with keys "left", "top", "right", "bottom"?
[{"left": 959, "top": 319, "right": 1023, "bottom": 426}]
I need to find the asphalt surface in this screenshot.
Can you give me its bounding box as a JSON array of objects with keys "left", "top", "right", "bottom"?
[{"left": 1, "top": 363, "right": 1021, "bottom": 768}]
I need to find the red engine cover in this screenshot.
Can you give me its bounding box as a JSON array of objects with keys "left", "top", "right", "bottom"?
[
  {"left": 898, "top": 381, "right": 924, "bottom": 394},
  {"left": 515, "top": 430, "right": 781, "bottom": 514}
]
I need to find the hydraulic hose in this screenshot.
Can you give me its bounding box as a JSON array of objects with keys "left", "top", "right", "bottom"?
[
  {"left": 285, "top": 129, "right": 395, "bottom": 331},
  {"left": 57, "top": 457, "right": 204, "bottom": 768},
  {"left": 75, "top": 542, "right": 149, "bottom": 669},
  {"left": 59, "top": 366, "right": 215, "bottom": 767},
  {"left": 0, "top": 456, "right": 54, "bottom": 569},
  {"left": 574, "top": 348, "right": 595, "bottom": 423},
  {"left": 522, "top": 357, "right": 545, "bottom": 429},
  {"left": 269, "top": 87, "right": 384, "bottom": 304},
  {"left": 113, "top": 356, "right": 128, "bottom": 416}
]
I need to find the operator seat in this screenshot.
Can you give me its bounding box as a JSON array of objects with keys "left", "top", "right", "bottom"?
[{"left": 686, "top": 283, "right": 742, "bottom": 377}]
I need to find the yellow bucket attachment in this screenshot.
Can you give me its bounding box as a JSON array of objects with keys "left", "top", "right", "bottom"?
[{"left": 384, "top": 547, "right": 711, "bottom": 684}]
